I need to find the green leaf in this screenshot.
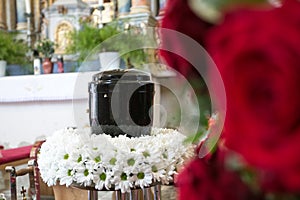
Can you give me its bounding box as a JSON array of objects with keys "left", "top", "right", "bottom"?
[
  {"left": 0, "top": 31, "right": 28, "bottom": 65},
  {"left": 184, "top": 130, "right": 204, "bottom": 144},
  {"left": 36, "top": 39, "right": 55, "bottom": 58}
]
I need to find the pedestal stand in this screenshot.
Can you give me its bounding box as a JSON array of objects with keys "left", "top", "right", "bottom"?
[
  {"left": 75, "top": 184, "right": 162, "bottom": 200},
  {"left": 88, "top": 190, "right": 98, "bottom": 200},
  {"left": 25, "top": 13, "right": 33, "bottom": 49}
]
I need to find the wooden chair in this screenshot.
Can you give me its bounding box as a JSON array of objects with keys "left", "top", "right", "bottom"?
[{"left": 3, "top": 141, "right": 54, "bottom": 200}]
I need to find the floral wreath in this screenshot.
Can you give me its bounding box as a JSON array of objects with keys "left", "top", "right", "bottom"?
[{"left": 38, "top": 127, "right": 194, "bottom": 193}]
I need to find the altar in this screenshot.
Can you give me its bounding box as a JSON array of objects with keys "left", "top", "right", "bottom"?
[
  {"left": 0, "top": 71, "right": 180, "bottom": 148},
  {"left": 0, "top": 72, "right": 94, "bottom": 148}
]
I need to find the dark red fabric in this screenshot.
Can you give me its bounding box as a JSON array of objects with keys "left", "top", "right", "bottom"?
[{"left": 0, "top": 145, "right": 33, "bottom": 164}]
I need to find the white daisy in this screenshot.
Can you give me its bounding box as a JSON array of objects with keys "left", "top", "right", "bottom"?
[{"left": 38, "top": 127, "right": 194, "bottom": 193}]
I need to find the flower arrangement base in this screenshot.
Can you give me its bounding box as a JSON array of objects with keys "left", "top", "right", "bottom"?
[
  {"left": 53, "top": 185, "right": 88, "bottom": 200},
  {"left": 73, "top": 184, "right": 159, "bottom": 200},
  {"left": 113, "top": 187, "right": 155, "bottom": 200}
]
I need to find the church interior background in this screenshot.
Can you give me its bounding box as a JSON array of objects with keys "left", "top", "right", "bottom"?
[
  {"left": 0, "top": 1, "right": 189, "bottom": 199},
  {"left": 0, "top": 0, "right": 166, "bottom": 75},
  {"left": 1, "top": 1, "right": 300, "bottom": 200}
]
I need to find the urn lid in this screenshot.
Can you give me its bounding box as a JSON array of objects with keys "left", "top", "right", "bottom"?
[{"left": 92, "top": 69, "right": 151, "bottom": 83}]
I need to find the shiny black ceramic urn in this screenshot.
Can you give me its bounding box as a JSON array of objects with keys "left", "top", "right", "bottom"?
[{"left": 89, "top": 69, "right": 154, "bottom": 137}]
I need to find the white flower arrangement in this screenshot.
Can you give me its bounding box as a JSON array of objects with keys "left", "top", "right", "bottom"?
[{"left": 38, "top": 127, "right": 194, "bottom": 193}]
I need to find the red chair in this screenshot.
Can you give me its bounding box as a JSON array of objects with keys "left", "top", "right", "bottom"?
[
  {"left": 1, "top": 141, "right": 53, "bottom": 200},
  {"left": 0, "top": 145, "right": 33, "bottom": 170}
]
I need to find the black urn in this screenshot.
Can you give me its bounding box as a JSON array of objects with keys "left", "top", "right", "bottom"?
[{"left": 89, "top": 69, "right": 154, "bottom": 137}]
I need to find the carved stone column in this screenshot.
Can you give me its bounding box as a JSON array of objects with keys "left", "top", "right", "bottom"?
[
  {"left": 16, "top": 0, "right": 27, "bottom": 31},
  {"left": 118, "top": 0, "right": 131, "bottom": 16},
  {"left": 5, "top": 0, "right": 16, "bottom": 31},
  {"left": 150, "top": 0, "right": 158, "bottom": 16},
  {"left": 0, "top": 0, "right": 7, "bottom": 30},
  {"left": 48, "top": 0, "right": 55, "bottom": 6},
  {"left": 33, "top": 0, "right": 41, "bottom": 42}
]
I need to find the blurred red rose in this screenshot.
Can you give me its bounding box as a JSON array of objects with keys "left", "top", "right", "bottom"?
[
  {"left": 159, "top": 0, "right": 212, "bottom": 77},
  {"left": 207, "top": 0, "right": 300, "bottom": 192},
  {"left": 177, "top": 148, "right": 255, "bottom": 200}
]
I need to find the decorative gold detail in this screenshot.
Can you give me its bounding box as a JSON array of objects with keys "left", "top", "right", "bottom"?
[
  {"left": 0, "top": 0, "right": 7, "bottom": 30},
  {"left": 57, "top": 5, "right": 68, "bottom": 14},
  {"left": 54, "top": 21, "right": 73, "bottom": 54}
]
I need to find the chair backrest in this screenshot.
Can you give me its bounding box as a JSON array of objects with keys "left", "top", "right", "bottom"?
[{"left": 5, "top": 140, "right": 53, "bottom": 200}]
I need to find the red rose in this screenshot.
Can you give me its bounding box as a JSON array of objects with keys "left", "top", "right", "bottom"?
[
  {"left": 159, "top": 0, "right": 212, "bottom": 77},
  {"left": 177, "top": 148, "right": 255, "bottom": 200},
  {"left": 207, "top": 0, "right": 300, "bottom": 192}
]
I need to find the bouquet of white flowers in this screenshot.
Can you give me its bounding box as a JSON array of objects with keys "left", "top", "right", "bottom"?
[{"left": 38, "top": 127, "right": 194, "bottom": 193}]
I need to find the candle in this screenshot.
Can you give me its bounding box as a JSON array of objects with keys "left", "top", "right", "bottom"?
[{"left": 25, "top": 0, "right": 31, "bottom": 14}]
